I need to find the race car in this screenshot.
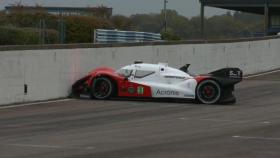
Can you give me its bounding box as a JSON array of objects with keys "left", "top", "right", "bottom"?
[{"left": 71, "top": 62, "right": 242, "bottom": 104}]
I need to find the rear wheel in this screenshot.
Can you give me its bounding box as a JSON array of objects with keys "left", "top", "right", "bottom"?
[
  {"left": 196, "top": 80, "right": 221, "bottom": 104},
  {"left": 91, "top": 77, "right": 114, "bottom": 100}
]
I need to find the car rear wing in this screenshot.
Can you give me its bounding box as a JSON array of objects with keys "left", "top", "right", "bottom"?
[
  {"left": 210, "top": 68, "right": 243, "bottom": 79},
  {"left": 209, "top": 68, "right": 243, "bottom": 85}
]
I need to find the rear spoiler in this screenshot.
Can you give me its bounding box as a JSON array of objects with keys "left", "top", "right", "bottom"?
[
  {"left": 209, "top": 68, "right": 243, "bottom": 79},
  {"left": 180, "top": 64, "right": 243, "bottom": 79},
  {"left": 206, "top": 68, "right": 243, "bottom": 88}
]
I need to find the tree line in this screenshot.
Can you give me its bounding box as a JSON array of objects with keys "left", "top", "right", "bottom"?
[{"left": 0, "top": 9, "right": 264, "bottom": 45}]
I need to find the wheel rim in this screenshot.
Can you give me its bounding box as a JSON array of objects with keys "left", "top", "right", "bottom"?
[
  {"left": 93, "top": 78, "right": 112, "bottom": 99},
  {"left": 202, "top": 85, "right": 215, "bottom": 99},
  {"left": 197, "top": 80, "right": 221, "bottom": 104}
]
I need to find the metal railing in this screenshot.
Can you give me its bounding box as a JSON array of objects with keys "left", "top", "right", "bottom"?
[{"left": 94, "top": 29, "right": 162, "bottom": 44}]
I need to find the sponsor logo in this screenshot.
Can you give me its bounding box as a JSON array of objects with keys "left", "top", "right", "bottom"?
[
  {"left": 128, "top": 87, "right": 135, "bottom": 94},
  {"left": 137, "top": 86, "right": 144, "bottom": 94},
  {"left": 229, "top": 70, "right": 242, "bottom": 78},
  {"left": 156, "top": 90, "right": 179, "bottom": 96}
]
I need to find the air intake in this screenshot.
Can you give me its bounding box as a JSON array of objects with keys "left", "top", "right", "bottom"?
[{"left": 134, "top": 61, "right": 143, "bottom": 64}]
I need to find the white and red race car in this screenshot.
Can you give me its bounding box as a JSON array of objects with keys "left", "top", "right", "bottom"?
[{"left": 72, "top": 62, "right": 242, "bottom": 104}]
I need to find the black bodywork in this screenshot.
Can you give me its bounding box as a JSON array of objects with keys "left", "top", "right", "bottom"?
[
  {"left": 71, "top": 75, "right": 91, "bottom": 98},
  {"left": 180, "top": 64, "right": 243, "bottom": 103},
  {"left": 208, "top": 68, "right": 243, "bottom": 103}
]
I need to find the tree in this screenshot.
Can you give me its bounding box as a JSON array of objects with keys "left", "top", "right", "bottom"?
[
  {"left": 161, "top": 29, "right": 181, "bottom": 41},
  {"left": 130, "top": 13, "right": 163, "bottom": 33},
  {"left": 163, "top": 10, "right": 192, "bottom": 39},
  {"left": 0, "top": 7, "right": 265, "bottom": 45},
  {"left": 110, "top": 15, "right": 134, "bottom": 30},
  {"left": 64, "top": 16, "right": 112, "bottom": 43},
  {"left": 205, "top": 14, "right": 244, "bottom": 39}
]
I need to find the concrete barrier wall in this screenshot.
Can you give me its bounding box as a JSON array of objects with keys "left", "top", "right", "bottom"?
[{"left": 0, "top": 37, "right": 280, "bottom": 105}]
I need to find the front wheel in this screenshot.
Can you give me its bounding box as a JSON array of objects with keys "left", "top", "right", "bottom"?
[
  {"left": 196, "top": 80, "right": 221, "bottom": 104},
  {"left": 91, "top": 77, "right": 115, "bottom": 100}
]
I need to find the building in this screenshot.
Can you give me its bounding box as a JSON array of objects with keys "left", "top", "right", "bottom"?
[
  {"left": 5, "top": 6, "right": 113, "bottom": 18},
  {"left": 199, "top": 0, "right": 280, "bottom": 36}
]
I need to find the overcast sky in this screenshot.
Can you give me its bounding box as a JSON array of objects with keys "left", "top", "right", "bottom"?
[{"left": 0, "top": 0, "right": 227, "bottom": 17}]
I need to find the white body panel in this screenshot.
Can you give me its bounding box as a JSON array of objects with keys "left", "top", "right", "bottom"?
[
  {"left": 117, "top": 63, "right": 198, "bottom": 99},
  {"left": 135, "top": 80, "right": 197, "bottom": 99}
]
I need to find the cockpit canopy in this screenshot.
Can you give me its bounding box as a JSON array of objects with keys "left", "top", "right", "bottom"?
[{"left": 116, "top": 63, "right": 192, "bottom": 80}]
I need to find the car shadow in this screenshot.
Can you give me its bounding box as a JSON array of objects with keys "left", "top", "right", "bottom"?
[{"left": 72, "top": 95, "right": 235, "bottom": 106}]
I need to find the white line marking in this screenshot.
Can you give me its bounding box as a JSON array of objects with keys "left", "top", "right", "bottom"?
[
  {"left": 6, "top": 143, "right": 95, "bottom": 150},
  {"left": 244, "top": 69, "right": 280, "bottom": 79},
  {"left": 199, "top": 118, "right": 232, "bottom": 122},
  {"left": 232, "top": 136, "right": 280, "bottom": 141},
  {"left": 8, "top": 144, "right": 64, "bottom": 149},
  {"left": 178, "top": 117, "right": 253, "bottom": 124},
  {"left": 261, "top": 121, "right": 272, "bottom": 124},
  {"left": 0, "top": 99, "right": 75, "bottom": 110}
]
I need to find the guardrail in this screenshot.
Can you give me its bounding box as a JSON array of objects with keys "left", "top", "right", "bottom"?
[{"left": 94, "top": 29, "right": 162, "bottom": 43}]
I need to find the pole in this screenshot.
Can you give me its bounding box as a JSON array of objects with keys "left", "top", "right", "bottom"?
[
  {"left": 42, "top": 19, "right": 46, "bottom": 45},
  {"left": 59, "top": 11, "right": 65, "bottom": 44},
  {"left": 164, "top": 0, "right": 168, "bottom": 32},
  {"left": 200, "top": 0, "right": 205, "bottom": 39},
  {"left": 264, "top": 1, "right": 269, "bottom": 36},
  {"left": 93, "top": 29, "right": 97, "bottom": 43},
  {"left": 39, "top": 19, "right": 42, "bottom": 44}
]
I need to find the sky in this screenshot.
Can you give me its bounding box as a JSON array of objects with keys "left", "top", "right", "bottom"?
[{"left": 0, "top": 0, "right": 227, "bottom": 17}]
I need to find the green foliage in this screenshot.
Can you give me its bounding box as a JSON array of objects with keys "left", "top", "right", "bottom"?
[
  {"left": 4, "top": 12, "right": 58, "bottom": 29},
  {"left": 43, "top": 29, "right": 60, "bottom": 44},
  {"left": 0, "top": 11, "right": 9, "bottom": 26},
  {"left": 0, "top": 26, "right": 58, "bottom": 45},
  {"left": 204, "top": 12, "right": 263, "bottom": 39},
  {"left": 161, "top": 29, "right": 181, "bottom": 41},
  {"left": 0, "top": 9, "right": 264, "bottom": 45},
  {"left": 128, "top": 10, "right": 263, "bottom": 40},
  {"left": 164, "top": 10, "right": 192, "bottom": 39},
  {"left": 205, "top": 14, "right": 244, "bottom": 39},
  {"left": 188, "top": 16, "right": 202, "bottom": 39},
  {"left": 110, "top": 15, "right": 134, "bottom": 30},
  {"left": 130, "top": 13, "right": 163, "bottom": 33},
  {"left": 0, "top": 12, "right": 112, "bottom": 45},
  {"left": 64, "top": 16, "right": 112, "bottom": 43}
]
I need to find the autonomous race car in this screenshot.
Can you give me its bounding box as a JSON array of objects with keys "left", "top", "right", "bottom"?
[{"left": 71, "top": 62, "right": 242, "bottom": 104}]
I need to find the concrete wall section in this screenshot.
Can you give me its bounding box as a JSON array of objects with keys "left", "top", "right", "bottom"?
[{"left": 0, "top": 37, "right": 280, "bottom": 105}]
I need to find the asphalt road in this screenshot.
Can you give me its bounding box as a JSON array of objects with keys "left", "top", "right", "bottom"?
[{"left": 1, "top": 72, "right": 280, "bottom": 158}]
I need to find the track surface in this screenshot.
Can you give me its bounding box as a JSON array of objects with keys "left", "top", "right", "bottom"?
[{"left": 1, "top": 72, "right": 280, "bottom": 158}]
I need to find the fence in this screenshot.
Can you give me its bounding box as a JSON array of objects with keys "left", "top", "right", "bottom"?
[{"left": 94, "top": 29, "right": 162, "bottom": 44}]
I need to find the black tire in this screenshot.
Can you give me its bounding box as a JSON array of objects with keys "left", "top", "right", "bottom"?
[
  {"left": 91, "top": 77, "right": 115, "bottom": 100},
  {"left": 196, "top": 80, "right": 221, "bottom": 104}
]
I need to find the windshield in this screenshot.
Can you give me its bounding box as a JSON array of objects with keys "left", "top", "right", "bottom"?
[{"left": 116, "top": 69, "right": 133, "bottom": 77}]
